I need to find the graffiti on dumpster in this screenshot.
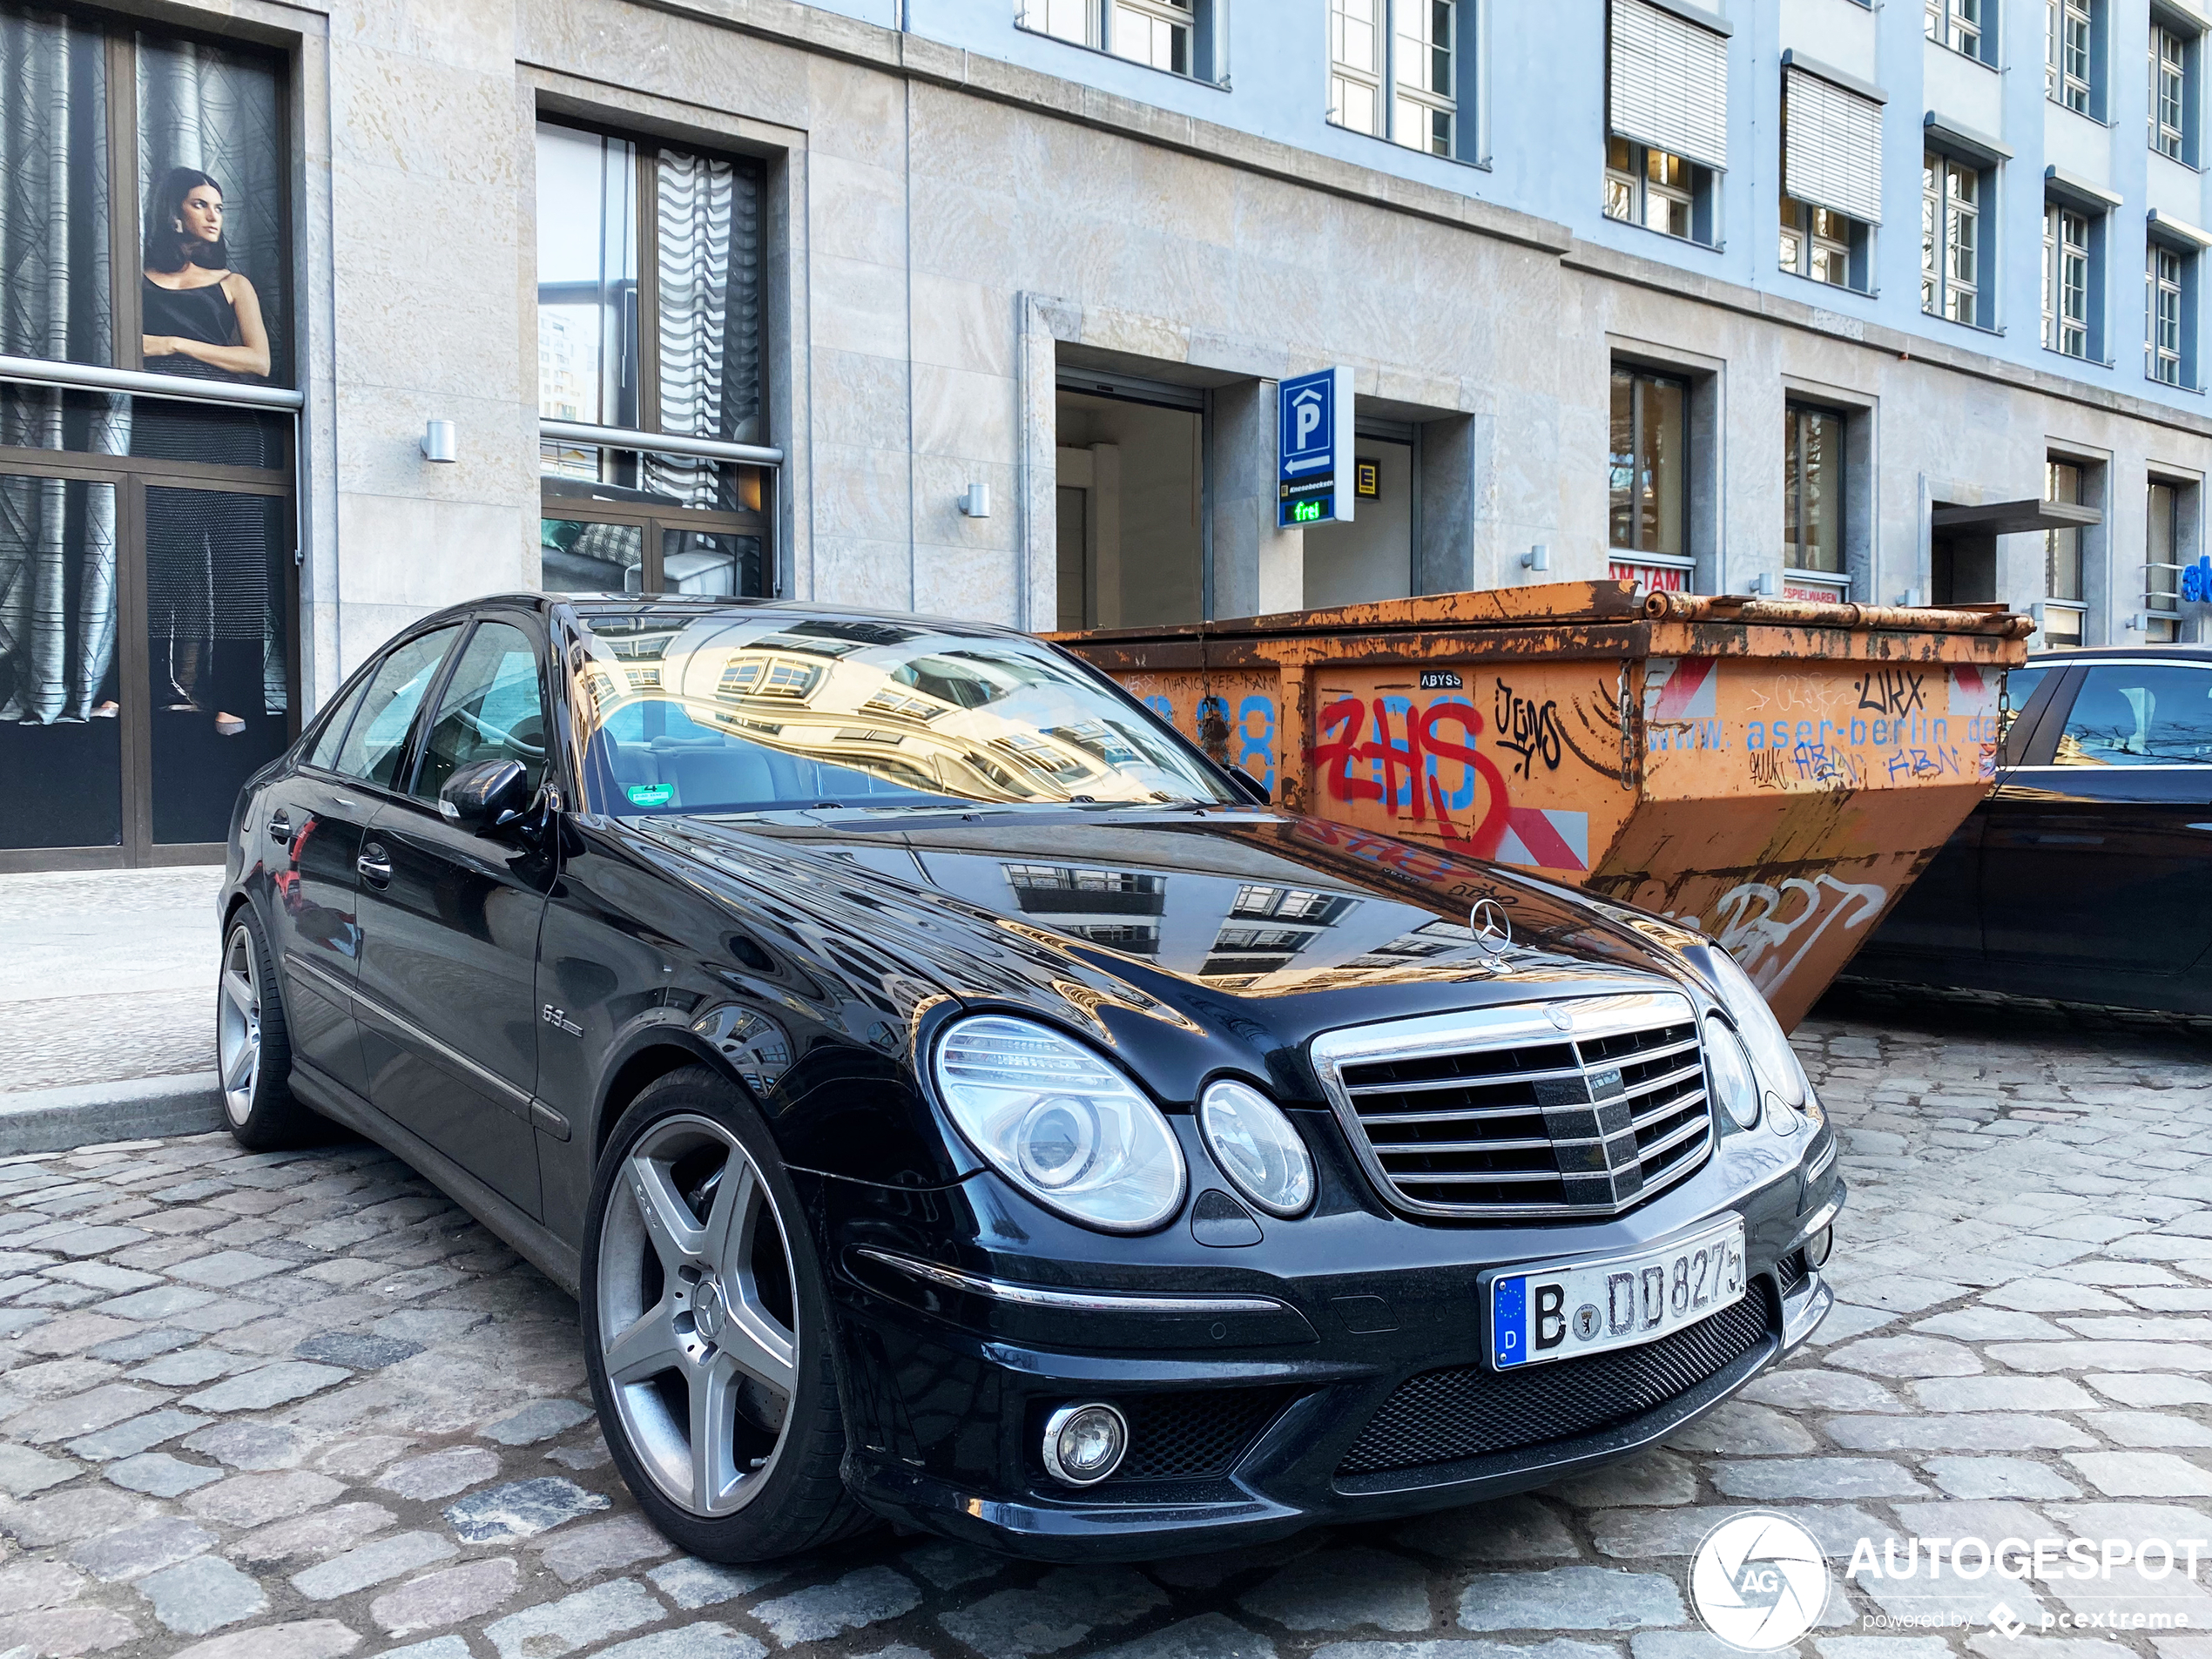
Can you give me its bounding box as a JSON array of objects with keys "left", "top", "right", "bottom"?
[
  {"left": 1492, "top": 676, "right": 1564, "bottom": 779},
  {"left": 1671, "top": 873, "right": 1890, "bottom": 995},
  {"left": 1636, "top": 660, "right": 2008, "bottom": 792}
]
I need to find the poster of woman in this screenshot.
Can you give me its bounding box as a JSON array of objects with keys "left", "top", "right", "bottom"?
[
  {"left": 141, "top": 166, "right": 272, "bottom": 383},
  {"left": 132, "top": 159, "right": 289, "bottom": 820}
]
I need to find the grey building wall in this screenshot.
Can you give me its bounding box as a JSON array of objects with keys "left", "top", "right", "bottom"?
[{"left": 226, "top": 0, "right": 2212, "bottom": 704}]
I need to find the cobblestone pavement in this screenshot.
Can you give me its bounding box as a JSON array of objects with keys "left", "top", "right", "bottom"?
[{"left": 0, "top": 1002, "right": 2208, "bottom": 1659}]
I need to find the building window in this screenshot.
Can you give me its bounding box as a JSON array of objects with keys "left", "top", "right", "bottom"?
[
  {"left": 2148, "top": 479, "right": 2185, "bottom": 640},
  {"left": 2047, "top": 0, "right": 2094, "bottom": 111},
  {"left": 2148, "top": 240, "right": 2188, "bottom": 384},
  {"left": 1784, "top": 405, "right": 1845, "bottom": 577},
  {"left": 1779, "top": 199, "right": 1865, "bottom": 290},
  {"left": 1922, "top": 152, "right": 1984, "bottom": 327},
  {"left": 0, "top": 5, "right": 298, "bottom": 867},
  {"left": 1926, "top": 0, "right": 1988, "bottom": 60},
  {"left": 1608, "top": 367, "right": 1689, "bottom": 559},
  {"left": 1605, "top": 138, "right": 1712, "bottom": 244},
  {"left": 2045, "top": 458, "right": 2087, "bottom": 648},
  {"left": 2043, "top": 204, "right": 2093, "bottom": 356},
  {"left": 2152, "top": 21, "right": 2191, "bottom": 160},
  {"left": 536, "top": 122, "right": 771, "bottom": 598},
  {"left": 1021, "top": 0, "right": 1213, "bottom": 79},
  {"left": 1329, "top": 0, "right": 1460, "bottom": 157}
]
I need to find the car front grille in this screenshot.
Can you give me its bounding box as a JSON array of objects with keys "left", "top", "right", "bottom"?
[
  {"left": 1310, "top": 993, "right": 1712, "bottom": 1219},
  {"left": 1336, "top": 1289, "right": 1773, "bottom": 1477}
]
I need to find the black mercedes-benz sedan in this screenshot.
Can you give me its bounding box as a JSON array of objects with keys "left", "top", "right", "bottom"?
[
  {"left": 213, "top": 593, "right": 1841, "bottom": 1562},
  {"left": 1850, "top": 644, "right": 2212, "bottom": 1015}
]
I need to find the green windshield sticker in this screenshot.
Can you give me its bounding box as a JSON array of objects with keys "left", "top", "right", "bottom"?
[{"left": 625, "top": 783, "right": 675, "bottom": 807}]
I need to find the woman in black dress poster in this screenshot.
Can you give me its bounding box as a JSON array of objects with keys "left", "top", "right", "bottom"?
[{"left": 134, "top": 165, "right": 289, "bottom": 840}]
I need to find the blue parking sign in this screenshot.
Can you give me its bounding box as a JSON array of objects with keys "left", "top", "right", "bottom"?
[{"left": 1278, "top": 366, "right": 1353, "bottom": 528}]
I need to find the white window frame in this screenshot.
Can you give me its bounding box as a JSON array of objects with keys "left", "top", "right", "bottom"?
[
  {"left": 1923, "top": 152, "right": 1985, "bottom": 327},
  {"left": 1780, "top": 198, "right": 1863, "bottom": 290},
  {"left": 1927, "top": 0, "right": 1987, "bottom": 61},
  {"left": 2149, "top": 240, "right": 2187, "bottom": 384},
  {"left": 2153, "top": 20, "right": 2190, "bottom": 160},
  {"left": 1328, "top": 0, "right": 1460, "bottom": 158},
  {"left": 1607, "top": 137, "right": 1706, "bottom": 244},
  {"left": 2047, "top": 0, "right": 2094, "bottom": 111},
  {"left": 2044, "top": 203, "right": 2092, "bottom": 356},
  {"left": 1018, "top": 0, "right": 1212, "bottom": 81}
]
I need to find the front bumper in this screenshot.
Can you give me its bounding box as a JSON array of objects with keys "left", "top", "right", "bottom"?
[{"left": 811, "top": 1123, "right": 1844, "bottom": 1561}]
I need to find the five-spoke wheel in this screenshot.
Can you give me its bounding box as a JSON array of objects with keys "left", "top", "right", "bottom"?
[
  {"left": 596, "top": 1114, "right": 798, "bottom": 1515},
  {"left": 582, "top": 1068, "right": 873, "bottom": 1561},
  {"left": 218, "top": 923, "right": 264, "bottom": 1127}
]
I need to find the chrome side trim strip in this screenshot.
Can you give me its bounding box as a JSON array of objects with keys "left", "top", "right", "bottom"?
[
  {"left": 853, "top": 1248, "right": 1290, "bottom": 1316},
  {"left": 281, "top": 949, "right": 356, "bottom": 1008},
  {"left": 350, "top": 984, "right": 536, "bottom": 1121}
]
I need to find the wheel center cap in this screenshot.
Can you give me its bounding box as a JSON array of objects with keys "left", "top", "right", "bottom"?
[{"left": 694, "top": 1276, "right": 730, "bottom": 1344}]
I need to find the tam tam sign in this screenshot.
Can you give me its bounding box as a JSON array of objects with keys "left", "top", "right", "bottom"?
[{"left": 2182, "top": 554, "right": 2212, "bottom": 603}]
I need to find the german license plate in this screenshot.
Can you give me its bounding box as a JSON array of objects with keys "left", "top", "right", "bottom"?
[{"left": 1489, "top": 1217, "right": 1746, "bottom": 1370}]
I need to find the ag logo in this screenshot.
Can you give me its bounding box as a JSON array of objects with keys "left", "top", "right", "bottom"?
[{"left": 1690, "top": 1511, "right": 1828, "bottom": 1650}]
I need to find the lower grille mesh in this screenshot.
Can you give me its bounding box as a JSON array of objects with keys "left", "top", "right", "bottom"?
[
  {"left": 1109, "top": 1388, "right": 1292, "bottom": 1481},
  {"left": 1337, "top": 1292, "right": 1774, "bottom": 1477}
]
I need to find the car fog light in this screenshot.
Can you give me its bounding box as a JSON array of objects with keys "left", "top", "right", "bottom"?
[
  {"left": 1767, "top": 1095, "right": 1802, "bottom": 1135},
  {"left": 1042, "top": 1402, "right": 1127, "bottom": 1487},
  {"left": 1804, "top": 1226, "right": 1833, "bottom": 1270}
]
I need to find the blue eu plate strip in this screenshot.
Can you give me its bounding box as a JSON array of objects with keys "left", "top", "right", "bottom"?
[{"left": 1493, "top": 1276, "right": 1527, "bottom": 1369}]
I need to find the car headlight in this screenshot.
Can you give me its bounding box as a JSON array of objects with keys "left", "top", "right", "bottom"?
[
  {"left": 1697, "top": 947, "right": 1809, "bottom": 1109},
  {"left": 1703, "top": 1014, "right": 1761, "bottom": 1131},
  {"left": 1198, "top": 1080, "right": 1314, "bottom": 1217},
  {"left": 933, "top": 1015, "right": 1186, "bottom": 1233}
]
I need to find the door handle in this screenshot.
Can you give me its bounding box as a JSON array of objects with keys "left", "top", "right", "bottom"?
[
  {"left": 357, "top": 843, "right": 393, "bottom": 886},
  {"left": 268, "top": 813, "right": 292, "bottom": 846}
]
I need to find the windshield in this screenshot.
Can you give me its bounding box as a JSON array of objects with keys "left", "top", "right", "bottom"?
[{"left": 569, "top": 608, "right": 1238, "bottom": 815}]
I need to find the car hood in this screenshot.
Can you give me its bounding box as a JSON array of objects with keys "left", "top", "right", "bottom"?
[{"left": 633, "top": 804, "right": 1706, "bottom": 1102}]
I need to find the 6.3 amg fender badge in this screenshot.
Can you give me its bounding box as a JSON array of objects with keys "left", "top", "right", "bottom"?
[{"left": 541, "top": 1004, "right": 583, "bottom": 1036}]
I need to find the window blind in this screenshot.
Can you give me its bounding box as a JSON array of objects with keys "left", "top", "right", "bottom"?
[
  {"left": 1783, "top": 67, "right": 1883, "bottom": 225},
  {"left": 1608, "top": 0, "right": 1730, "bottom": 172}
]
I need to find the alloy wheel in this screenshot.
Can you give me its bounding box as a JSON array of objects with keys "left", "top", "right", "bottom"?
[
  {"left": 597, "top": 1113, "right": 799, "bottom": 1516},
  {"left": 217, "top": 925, "right": 262, "bottom": 1126}
]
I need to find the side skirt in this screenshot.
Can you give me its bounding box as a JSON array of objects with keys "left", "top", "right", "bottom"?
[{"left": 289, "top": 1059, "right": 583, "bottom": 1297}]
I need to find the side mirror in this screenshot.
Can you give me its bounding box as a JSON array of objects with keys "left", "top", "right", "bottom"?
[
  {"left": 1231, "top": 766, "right": 1271, "bottom": 806},
  {"left": 441, "top": 758, "right": 533, "bottom": 833}
]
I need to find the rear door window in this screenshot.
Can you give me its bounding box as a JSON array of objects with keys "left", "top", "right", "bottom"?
[
  {"left": 2053, "top": 664, "right": 2212, "bottom": 766},
  {"left": 332, "top": 627, "right": 462, "bottom": 789}
]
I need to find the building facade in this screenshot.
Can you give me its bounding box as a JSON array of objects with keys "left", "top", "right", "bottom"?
[{"left": 3, "top": 0, "right": 2209, "bottom": 868}]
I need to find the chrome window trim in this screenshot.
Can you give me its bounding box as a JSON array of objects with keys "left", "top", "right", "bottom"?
[{"left": 1308, "top": 989, "right": 1712, "bottom": 1221}]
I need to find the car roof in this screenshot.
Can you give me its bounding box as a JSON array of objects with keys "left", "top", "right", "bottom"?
[
  {"left": 2027, "top": 644, "right": 2212, "bottom": 664},
  {"left": 393, "top": 592, "right": 1034, "bottom": 644}
]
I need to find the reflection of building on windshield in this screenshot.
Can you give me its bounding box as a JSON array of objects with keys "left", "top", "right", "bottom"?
[{"left": 570, "top": 609, "right": 1226, "bottom": 812}]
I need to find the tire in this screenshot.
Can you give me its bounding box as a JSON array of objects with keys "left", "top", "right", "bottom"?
[
  {"left": 216, "top": 909, "right": 320, "bottom": 1150},
  {"left": 581, "top": 1066, "right": 877, "bottom": 1561}
]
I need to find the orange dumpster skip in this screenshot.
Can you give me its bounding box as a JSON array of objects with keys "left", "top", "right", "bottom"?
[{"left": 1052, "top": 581, "right": 2033, "bottom": 1030}]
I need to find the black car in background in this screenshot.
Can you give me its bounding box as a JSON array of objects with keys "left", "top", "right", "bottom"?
[
  {"left": 215, "top": 595, "right": 1840, "bottom": 1562},
  {"left": 1851, "top": 645, "right": 2212, "bottom": 1015}
]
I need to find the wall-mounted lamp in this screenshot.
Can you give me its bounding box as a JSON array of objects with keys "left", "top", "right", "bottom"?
[
  {"left": 1899, "top": 586, "right": 1926, "bottom": 609},
  {"left": 1749, "top": 572, "right": 1777, "bottom": 597},
  {"left": 420, "top": 420, "right": 458, "bottom": 464},
  {"left": 2124, "top": 611, "right": 2146, "bottom": 631},
  {"left": 959, "top": 483, "right": 992, "bottom": 519},
  {"left": 1521, "top": 543, "right": 1549, "bottom": 572}
]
